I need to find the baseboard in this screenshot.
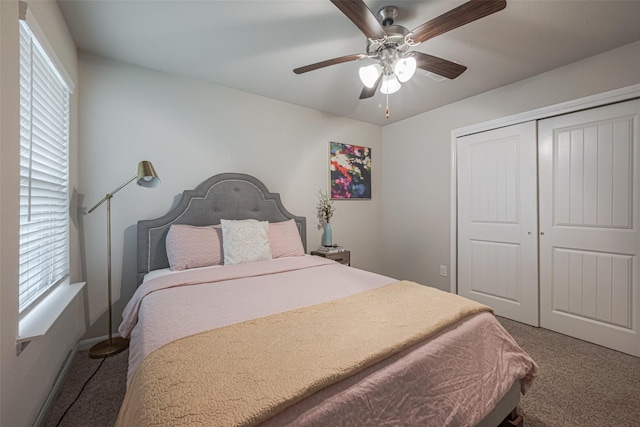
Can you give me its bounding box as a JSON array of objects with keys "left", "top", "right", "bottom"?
[
  {"left": 34, "top": 344, "right": 78, "bottom": 427},
  {"left": 77, "top": 333, "right": 123, "bottom": 351}
]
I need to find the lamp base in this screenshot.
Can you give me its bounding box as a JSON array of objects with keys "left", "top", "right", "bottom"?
[{"left": 89, "top": 336, "right": 129, "bottom": 359}]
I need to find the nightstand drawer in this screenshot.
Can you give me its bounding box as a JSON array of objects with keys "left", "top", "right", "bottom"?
[{"left": 310, "top": 250, "right": 350, "bottom": 266}]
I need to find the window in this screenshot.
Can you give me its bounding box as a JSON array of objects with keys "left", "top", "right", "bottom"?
[{"left": 18, "top": 19, "right": 70, "bottom": 314}]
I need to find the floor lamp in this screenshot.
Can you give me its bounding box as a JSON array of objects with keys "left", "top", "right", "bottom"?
[{"left": 88, "top": 160, "right": 160, "bottom": 358}]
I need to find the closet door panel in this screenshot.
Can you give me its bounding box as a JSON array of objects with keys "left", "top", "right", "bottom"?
[
  {"left": 457, "top": 121, "right": 538, "bottom": 326},
  {"left": 539, "top": 99, "right": 640, "bottom": 357}
]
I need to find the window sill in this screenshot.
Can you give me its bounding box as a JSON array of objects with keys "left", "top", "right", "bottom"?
[{"left": 17, "top": 280, "right": 85, "bottom": 354}]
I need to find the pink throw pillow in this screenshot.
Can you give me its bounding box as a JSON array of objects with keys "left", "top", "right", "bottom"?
[
  {"left": 268, "top": 219, "right": 305, "bottom": 259},
  {"left": 166, "top": 224, "right": 223, "bottom": 270}
]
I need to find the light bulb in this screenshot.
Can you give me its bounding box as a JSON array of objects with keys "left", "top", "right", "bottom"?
[
  {"left": 359, "top": 63, "right": 382, "bottom": 88},
  {"left": 380, "top": 74, "right": 401, "bottom": 94},
  {"left": 394, "top": 56, "right": 417, "bottom": 83}
]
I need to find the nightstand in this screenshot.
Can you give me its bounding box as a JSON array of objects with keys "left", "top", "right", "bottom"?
[{"left": 310, "top": 249, "right": 351, "bottom": 266}]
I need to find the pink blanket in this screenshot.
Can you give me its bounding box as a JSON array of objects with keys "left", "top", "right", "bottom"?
[
  {"left": 119, "top": 256, "right": 537, "bottom": 425},
  {"left": 120, "top": 256, "right": 339, "bottom": 338},
  {"left": 121, "top": 256, "right": 395, "bottom": 383}
]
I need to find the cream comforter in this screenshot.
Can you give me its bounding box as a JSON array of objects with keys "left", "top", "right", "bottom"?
[{"left": 116, "top": 280, "right": 492, "bottom": 426}]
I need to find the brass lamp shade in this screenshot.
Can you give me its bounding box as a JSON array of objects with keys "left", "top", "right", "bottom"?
[{"left": 137, "top": 160, "right": 160, "bottom": 188}]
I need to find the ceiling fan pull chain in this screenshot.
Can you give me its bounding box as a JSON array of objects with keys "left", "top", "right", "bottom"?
[{"left": 385, "top": 93, "right": 390, "bottom": 119}]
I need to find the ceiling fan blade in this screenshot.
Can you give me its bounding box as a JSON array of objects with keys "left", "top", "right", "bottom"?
[
  {"left": 408, "top": 0, "right": 506, "bottom": 45},
  {"left": 359, "top": 74, "right": 382, "bottom": 99},
  {"left": 410, "top": 52, "right": 467, "bottom": 80},
  {"left": 331, "top": 0, "right": 387, "bottom": 40},
  {"left": 294, "top": 54, "right": 364, "bottom": 74}
]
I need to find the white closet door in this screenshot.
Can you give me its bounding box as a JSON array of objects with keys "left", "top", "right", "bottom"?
[
  {"left": 457, "top": 121, "right": 539, "bottom": 326},
  {"left": 539, "top": 99, "right": 640, "bottom": 357}
]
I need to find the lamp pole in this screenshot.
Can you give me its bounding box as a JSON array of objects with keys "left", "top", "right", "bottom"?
[
  {"left": 89, "top": 190, "right": 129, "bottom": 358},
  {"left": 88, "top": 161, "right": 160, "bottom": 359},
  {"left": 106, "top": 194, "right": 113, "bottom": 347}
]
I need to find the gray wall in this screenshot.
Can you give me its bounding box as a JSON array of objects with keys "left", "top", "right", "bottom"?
[
  {"left": 380, "top": 40, "right": 640, "bottom": 291},
  {"left": 77, "top": 53, "right": 384, "bottom": 339}
]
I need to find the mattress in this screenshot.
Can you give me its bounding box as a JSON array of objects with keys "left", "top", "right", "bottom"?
[{"left": 118, "top": 255, "right": 537, "bottom": 426}]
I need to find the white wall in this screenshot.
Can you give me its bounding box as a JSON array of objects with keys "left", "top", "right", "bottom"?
[
  {"left": 77, "top": 53, "right": 384, "bottom": 339},
  {"left": 381, "top": 40, "right": 640, "bottom": 291},
  {"left": 0, "top": 1, "right": 82, "bottom": 426}
]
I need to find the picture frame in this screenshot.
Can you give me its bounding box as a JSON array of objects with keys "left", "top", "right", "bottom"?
[{"left": 329, "top": 141, "right": 372, "bottom": 199}]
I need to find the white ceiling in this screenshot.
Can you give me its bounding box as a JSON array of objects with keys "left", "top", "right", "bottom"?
[{"left": 57, "top": 0, "right": 640, "bottom": 126}]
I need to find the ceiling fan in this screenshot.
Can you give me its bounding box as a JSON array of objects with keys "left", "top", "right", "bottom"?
[{"left": 294, "top": 0, "right": 507, "bottom": 103}]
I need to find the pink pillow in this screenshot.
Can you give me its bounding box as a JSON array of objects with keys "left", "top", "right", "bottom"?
[
  {"left": 268, "top": 219, "right": 305, "bottom": 258},
  {"left": 166, "top": 224, "right": 223, "bottom": 270}
]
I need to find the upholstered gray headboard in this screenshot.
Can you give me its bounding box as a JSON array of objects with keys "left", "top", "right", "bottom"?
[{"left": 137, "top": 173, "right": 307, "bottom": 285}]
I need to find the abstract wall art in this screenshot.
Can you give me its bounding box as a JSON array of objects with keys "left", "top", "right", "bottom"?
[{"left": 329, "top": 142, "right": 371, "bottom": 199}]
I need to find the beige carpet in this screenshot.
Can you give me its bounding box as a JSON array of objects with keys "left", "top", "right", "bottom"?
[
  {"left": 44, "top": 317, "right": 640, "bottom": 426},
  {"left": 499, "top": 317, "right": 640, "bottom": 427},
  {"left": 43, "top": 348, "right": 128, "bottom": 427}
]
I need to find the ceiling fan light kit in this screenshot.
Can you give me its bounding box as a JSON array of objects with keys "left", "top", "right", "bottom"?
[
  {"left": 359, "top": 63, "right": 382, "bottom": 88},
  {"left": 358, "top": 45, "right": 416, "bottom": 92},
  {"left": 393, "top": 56, "right": 417, "bottom": 83},
  {"left": 294, "top": 0, "right": 507, "bottom": 117},
  {"left": 380, "top": 74, "right": 401, "bottom": 95}
]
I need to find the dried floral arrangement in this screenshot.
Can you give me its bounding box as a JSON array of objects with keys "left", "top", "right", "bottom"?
[{"left": 317, "top": 190, "right": 335, "bottom": 224}]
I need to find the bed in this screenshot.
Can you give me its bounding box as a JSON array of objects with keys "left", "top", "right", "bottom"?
[{"left": 116, "top": 172, "right": 537, "bottom": 427}]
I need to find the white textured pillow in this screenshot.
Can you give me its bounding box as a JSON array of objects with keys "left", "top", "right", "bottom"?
[
  {"left": 268, "top": 219, "right": 305, "bottom": 258},
  {"left": 220, "top": 219, "right": 272, "bottom": 265},
  {"left": 166, "top": 224, "right": 223, "bottom": 271}
]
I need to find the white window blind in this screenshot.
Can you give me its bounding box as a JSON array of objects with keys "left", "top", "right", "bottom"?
[{"left": 18, "top": 20, "right": 70, "bottom": 314}]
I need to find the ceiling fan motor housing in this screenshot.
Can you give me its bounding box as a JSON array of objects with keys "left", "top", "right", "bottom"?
[{"left": 366, "top": 24, "right": 410, "bottom": 56}]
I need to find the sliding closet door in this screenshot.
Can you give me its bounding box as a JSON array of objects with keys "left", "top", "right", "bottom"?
[
  {"left": 539, "top": 99, "right": 640, "bottom": 357},
  {"left": 457, "top": 121, "right": 539, "bottom": 326}
]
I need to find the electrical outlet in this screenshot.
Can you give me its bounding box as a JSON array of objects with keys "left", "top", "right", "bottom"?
[{"left": 440, "top": 265, "right": 447, "bottom": 277}]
